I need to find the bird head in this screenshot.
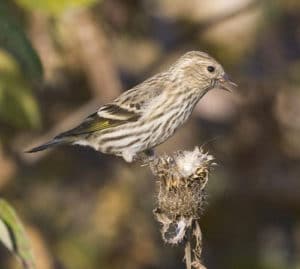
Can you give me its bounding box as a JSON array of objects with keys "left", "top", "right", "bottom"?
[{"left": 169, "top": 51, "right": 237, "bottom": 95}]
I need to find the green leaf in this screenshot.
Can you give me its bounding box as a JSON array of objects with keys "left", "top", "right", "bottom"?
[
  {"left": 0, "top": 51, "right": 41, "bottom": 128},
  {"left": 15, "top": 0, "right": 99, "bottom": 16},
  {"left": 0, "top": 199, "right": 35, "bottom": 269},
  {"left": 0, "top": 1, "right": 43, "bottom": 82}
]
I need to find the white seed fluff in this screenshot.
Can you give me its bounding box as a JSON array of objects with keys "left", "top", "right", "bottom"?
[{"left": 175, "top": 147, "right": 214, "bottom": 178}]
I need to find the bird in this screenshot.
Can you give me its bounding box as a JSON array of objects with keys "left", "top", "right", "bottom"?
[{"left": 26, "top": 51, "right": 237, "bottom": 162}]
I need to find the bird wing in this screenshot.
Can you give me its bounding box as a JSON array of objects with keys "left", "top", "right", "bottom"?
[
  {"left": 55, "top": 104, "right": 140, "bottom": 139},
  {"left": 111, "top": 72, "right": 166, "bottom": 112},
  {"left": 56, "top": 72, "right": 166, "bottom": 139},
  {"left": 97, "top": 103, "right": 141, "bottom": 120}
]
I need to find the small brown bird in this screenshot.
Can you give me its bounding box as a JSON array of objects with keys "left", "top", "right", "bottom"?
[{"left": 27, "top": 51, "right": 236, "bottom": 162}]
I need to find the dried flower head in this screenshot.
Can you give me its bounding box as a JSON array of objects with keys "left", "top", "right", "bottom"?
[
  {"left": 148, "top": 146, "right": 215, "bottom": 269},
  {"left": 150, "top": 147, "right": 215, "bottom": 221}
]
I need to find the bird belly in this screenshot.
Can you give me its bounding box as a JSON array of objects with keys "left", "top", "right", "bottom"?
[
  {"left": 73, "top": 100, "right": 195, "bottom": 161},
  {"left": 143, "top": 104, "right": 193, "bottom": 149},
  {"left": 80, "top": 123, "right": 147, "bottom": 160}
]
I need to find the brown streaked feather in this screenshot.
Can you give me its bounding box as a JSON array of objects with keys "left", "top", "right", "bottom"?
[
  {"left": 55, "top": 107, "right": 140, "bottom": 139},
  {"left": 98, "top": 104, "right": 141, "bottom": 120},
  {"left": 112, "top": 72, "right": 166, "bottom": 109}
]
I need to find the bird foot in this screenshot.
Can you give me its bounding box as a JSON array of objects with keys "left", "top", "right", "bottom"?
[{"left": 136, "top": 149, "right": 156, "bottom": 166}]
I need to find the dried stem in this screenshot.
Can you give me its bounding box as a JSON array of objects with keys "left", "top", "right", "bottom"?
[{"left": 185, "top": 237, "right": 192, "bottom": 269}]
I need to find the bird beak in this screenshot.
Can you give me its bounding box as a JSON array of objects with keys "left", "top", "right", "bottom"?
[{"left": 216, "top": 74, "right": 237, "bottom": 92}]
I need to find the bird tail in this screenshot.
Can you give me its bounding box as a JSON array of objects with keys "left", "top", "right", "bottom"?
[{"left": 25, "top": 138, "right": 69, "bottom": 153}]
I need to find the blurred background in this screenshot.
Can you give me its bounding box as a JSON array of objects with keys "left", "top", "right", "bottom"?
[{"left": 0, "top": 0, "right": 300, "bottom": 268}]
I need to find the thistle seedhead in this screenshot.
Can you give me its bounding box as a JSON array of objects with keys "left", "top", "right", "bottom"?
[
  {"left": 147, "top": 147, "right": 215, "bottom": 269},
  {"left": 150, "top": 146, "right": 215, "bottom": 222}
]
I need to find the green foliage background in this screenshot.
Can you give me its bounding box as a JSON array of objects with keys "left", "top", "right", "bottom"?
[{"left": 16, "top": 0, "right": 98, "bottom": 15}]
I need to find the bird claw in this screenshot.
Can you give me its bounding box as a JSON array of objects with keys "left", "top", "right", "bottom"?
[{"left": 136, "top": 149, "right": 156, "bottom": 166}]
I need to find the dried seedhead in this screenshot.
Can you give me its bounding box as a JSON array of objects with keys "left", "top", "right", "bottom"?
[
  {"left": 147, "top": 146, "right": 215, "bottom": 269},
  {"left": 150, "top": 146, "right": 215, "bottom": 222}
]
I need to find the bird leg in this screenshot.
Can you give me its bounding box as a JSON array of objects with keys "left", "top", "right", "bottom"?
[
  {"left": 144, "top": 148, "right": 155, "bottom": 158},
  {"left": 136, "top": 149, "right": 156, "bottom": 165}
]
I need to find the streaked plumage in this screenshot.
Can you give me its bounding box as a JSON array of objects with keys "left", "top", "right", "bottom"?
[{"left": 27, "top": 51, "right": 236, "bottom": 162}]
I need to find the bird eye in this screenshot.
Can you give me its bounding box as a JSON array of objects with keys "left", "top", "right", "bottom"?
[{"left": 207, "top": 66, "right": 215, "bottom": 73}]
